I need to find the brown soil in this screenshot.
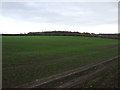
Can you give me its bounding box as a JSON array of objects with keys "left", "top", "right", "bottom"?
[
  {"left": 83, "top": 62, "right": 119, "bottom": 88},
  {"left": 15, "top": 56, "right": 119, "bottom": 88}
]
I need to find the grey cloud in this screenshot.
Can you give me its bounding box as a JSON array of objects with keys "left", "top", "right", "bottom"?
[{"left": 2, "top": 2, "right": 118, "bottom": 26}]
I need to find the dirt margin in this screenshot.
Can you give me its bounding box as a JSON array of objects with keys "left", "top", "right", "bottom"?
[{"left": 15, "top": 56, "right": 119, "bottom": 88}]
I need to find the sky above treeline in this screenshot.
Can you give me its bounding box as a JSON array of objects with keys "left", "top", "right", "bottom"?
[{"left": 0, "top": 1, "right": 118, "bottom": 34}]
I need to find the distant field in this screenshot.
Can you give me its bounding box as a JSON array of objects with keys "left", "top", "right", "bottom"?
[{"left": 2, "top": 36, "right": 118, "bottom": 88}]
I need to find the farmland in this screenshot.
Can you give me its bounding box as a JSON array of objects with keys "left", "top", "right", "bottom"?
[
  {"left": 84, "top": 61, "right": 118, "bottom": 88},
  {"left": 2, "top": 36, "right": 118, "bottom": 88}
]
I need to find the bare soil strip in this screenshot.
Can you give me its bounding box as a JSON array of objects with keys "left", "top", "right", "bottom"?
[
  {"left": 57, "top": 60, "right": 118, "bottom": 88},
  {"left": 15, "top": 56, "right": 119, "bottom": 88}
]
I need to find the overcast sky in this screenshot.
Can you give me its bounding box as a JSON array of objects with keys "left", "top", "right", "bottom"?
[{"left": 0, "top": 2, "right": 118, "bottom": 34}]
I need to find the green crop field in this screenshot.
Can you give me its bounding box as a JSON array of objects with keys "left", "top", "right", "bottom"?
[{"left": 2, "top": 36, "right": 118, "bottom": 88}]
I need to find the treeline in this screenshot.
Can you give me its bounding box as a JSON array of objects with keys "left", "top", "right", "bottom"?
[
  {"left": 27, "top": 31, "right": 98, "bottom": 37},
  {"left": 2, "top": 31, "right": 119, "bottom": 39}
]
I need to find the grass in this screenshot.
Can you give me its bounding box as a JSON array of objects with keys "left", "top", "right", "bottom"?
[
  {"left": 2, "top": 36, "right": 118, "bottom": 88},
  {"left": 84, "top": 61, "right": 118, "bottom": 88}
]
